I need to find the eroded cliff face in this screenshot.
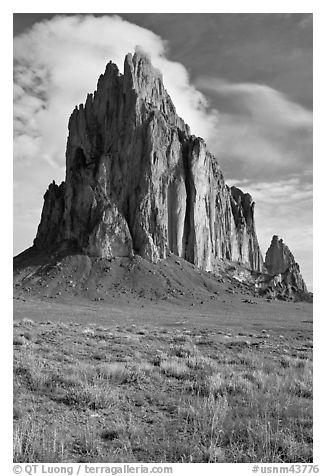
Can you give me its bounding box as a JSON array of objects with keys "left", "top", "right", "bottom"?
[
  {"left": 230, "top": 187, "right": 264, "bottom": 272},
  {"left": 34, "top": 51, "right": 263, "bottom": 272},
  {"left": 264, "top": 235, "right": 307, "bottom": 296}
]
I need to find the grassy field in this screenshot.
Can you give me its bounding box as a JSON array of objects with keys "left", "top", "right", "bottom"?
[{"left": 13, "top": 315, "right": 312, "bottom": 463}]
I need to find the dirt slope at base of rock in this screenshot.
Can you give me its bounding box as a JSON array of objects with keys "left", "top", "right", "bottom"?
[{"left": 14, "top": 243, "right": 311, "bottom": 310}]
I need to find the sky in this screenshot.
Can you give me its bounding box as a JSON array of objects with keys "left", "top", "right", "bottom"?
[{"left": 13, "top": 13, "right": 313, "bottom": 289}]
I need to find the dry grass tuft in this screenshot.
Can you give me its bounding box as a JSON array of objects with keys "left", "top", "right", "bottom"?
[
  {"left": 13, "top": 320, "right": 312, "bottom": 463},
  {"left": 96, "top": 362, "right": 128, "bottom": 383},
  {"left": 160, "top": 358, "right": 190, "bottom": 378},
  {"left": 82, "top": 328, "right": 95, "bottom": 337}
]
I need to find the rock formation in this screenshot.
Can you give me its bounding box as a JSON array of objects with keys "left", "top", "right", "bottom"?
[
  {"left": 263, "top": 235, "right": 308, "bottom": 298},
  {"left": 230, "top": 187, "right": 264, "bottom": 272},
  {"left": 34, "top": 51, "right": 265, "bottom": 272}
]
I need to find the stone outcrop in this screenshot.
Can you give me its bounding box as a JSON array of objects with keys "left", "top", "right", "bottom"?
[
  {"left": 34, "top": 51, "right": 264, "bottom": 272},
  {"left": 263, "top": 235, "right": 307, "bottom": 297},
  {"left": 230, "top": 187, "right": 264, "bottom": 272}
]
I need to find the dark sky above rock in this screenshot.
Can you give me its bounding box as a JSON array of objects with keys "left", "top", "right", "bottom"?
[{"left": 13, "top": 13, "right": 313, "bottom": 289}]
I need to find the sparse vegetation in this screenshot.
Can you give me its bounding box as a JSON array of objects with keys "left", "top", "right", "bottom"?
[
  {"left": 160, "top": 358, "right": 190, "bottom": 378},
  {"left": 13, "top": 319, "right": 312, "bottom": 463}
]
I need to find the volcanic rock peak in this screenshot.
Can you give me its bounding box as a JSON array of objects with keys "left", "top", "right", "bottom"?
[
  {"left": 265, "top": 235, "right": 307, "bottom": 294},
  {"left": 34, "top": 50, "right": 265, "bottom": 272},
  {"left": 266, "top": 235, "right": 298, "bottom": 275}
]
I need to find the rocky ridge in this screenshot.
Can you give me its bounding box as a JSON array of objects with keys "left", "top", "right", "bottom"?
[
  {"left": 259, "top": 235, "right": 308, "bottom": 299},
  {"left": 15, "top": 51, "right": 310, "bottom": 302},
  {"left": 33, "top": 51, "right": 263, "bottom": 273}
]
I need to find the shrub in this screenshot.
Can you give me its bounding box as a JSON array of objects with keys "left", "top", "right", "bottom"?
[
  {"left": 207, "top": 373, "right": 223, "bottom": 395},
  {"left": 160, "top": 358, "right": 190, "bottom": 378},
  {"left": 187, "top": 354, "right": 216, "bottom": 371},
  {"left": 22, "top": 318, "right": 34, "bottom": 326},
  {"left": 138, "top": 361, "right": 154, "bottom": 374},
  {"left": 14, "top": 418, "right": 66, "bottom": 462},
  {"left": 22, "top": 331, "right": 33, "bottom": 341},
  {"left": 13, "top": 335, "right": 25, "bottom": 346},
  {"left": 62, "top": 384, "right": 112, "bottom": 409},
  {"left": 180, "top": 393, "right": 229, "bottom": 461},
  {"left": 82, "top": 328, "right": 95, "bottom": 337},
  {"left": 97, "top": 362, "right": 128, "bottom": 383}
]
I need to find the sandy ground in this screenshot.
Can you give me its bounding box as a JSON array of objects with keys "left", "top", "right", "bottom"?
[{"left": 14, "top": 252, "right": 312, "bottom": 334}]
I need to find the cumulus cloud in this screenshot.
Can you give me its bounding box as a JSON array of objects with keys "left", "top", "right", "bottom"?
[{"left": 196, "top": 77, "right": 312, "bottom": 181}]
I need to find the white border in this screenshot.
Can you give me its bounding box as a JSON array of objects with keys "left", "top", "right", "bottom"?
[{"left": 3, "top": 2, "right": 322, "bottom": 473}]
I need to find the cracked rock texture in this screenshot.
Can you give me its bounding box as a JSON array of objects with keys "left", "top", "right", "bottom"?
[
  {"left": 34, "top": 51, "right": 264, "bottom": 272},
  {"left": 264, "top": 235, "right": 307, "bottom": 295}
]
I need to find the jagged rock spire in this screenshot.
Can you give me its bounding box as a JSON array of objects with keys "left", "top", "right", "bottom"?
[
  {"left": 265, "top": 235, "right": 307, "bottom": 294},
  {"left": 34, "top": 50, "right": 264, "bottom": 272}
]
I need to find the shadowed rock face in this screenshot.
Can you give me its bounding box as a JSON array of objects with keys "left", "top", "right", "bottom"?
[
  {"left": 34, "top": 51, "right": 263, "bottom": 272},
  {"left": 265, "top": 235, "right": 307, "bottom": 294}
]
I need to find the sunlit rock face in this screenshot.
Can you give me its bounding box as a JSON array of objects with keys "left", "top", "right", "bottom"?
[
  {"left": 265, "top": 235, "right": 307, "bottom": 294},
  {"left": 230, "top": 187, "right": 264, "bottom": 272},
  {"left": 34, "top": 51, "right": 263, "bottom": 272}
]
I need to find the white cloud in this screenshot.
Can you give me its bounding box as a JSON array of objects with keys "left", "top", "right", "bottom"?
[
  {"left": 196, "top": 77, "right": 312, "bottom": 181},
  {"left": 232, "top": 177, "right": 313, "bottom": 204},
  {"left": 202, "top": 79, "right": 312, "bottom": 128}
]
